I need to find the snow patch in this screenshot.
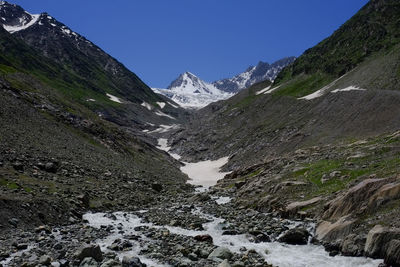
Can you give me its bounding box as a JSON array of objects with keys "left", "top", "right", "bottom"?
[
  {"left": 331, "top": 86, "right": 366, "bottom": 93},
  {"left": 86, "top": 98, "right": 96, "bottom": 102},
  {"left": 255, "top": 86, "right": 271, "bottom": 95},
  {"left": 264, "top": 85, "right": 282, "bottom": 94},
  {"left": 106, "top": 93, "right": 122, "bottom": 103},
  {"left": 141, "top": 102, "right": 152, "bottom": 111},
  {"left": 156, "top": 102, "right": 166, "bottom": 109},
  {"left": 181, "top": 157, "right": 230, "bottom": 188},
  {"left": 155, "top": 111, "right": 176, "bottom": 120},
  {"left": 147, "top": 124, "right": 180, "bottom": 134},
  {"left": 3, "top": 13, "right": 40, "bottom": 33},
  {"left": 156, "top": 138, "right": 181, "bottom": 160}
]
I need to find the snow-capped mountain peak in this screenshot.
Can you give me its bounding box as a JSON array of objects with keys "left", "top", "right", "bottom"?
[
  {"left": 154, "top": 72, "right": 233, "bottom": 109},
  {"left": 0, "top": 1, "right": 40, "bottom": 33},
  {"left": 167, "top": 71, "right": 222, "bottom": 95}
]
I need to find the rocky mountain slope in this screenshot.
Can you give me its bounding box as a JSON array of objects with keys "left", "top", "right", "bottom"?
[
  {"left": 169, "top": 0, "right": 400, "bottom": 264},
  {"left": 153, "top": 57, "right": 294, "bottom": 109},
  {"left": 0, "top": 2, "right": 191, "bottom": 235},
  {"left": 0, "top": 1, "right": 189, "bottom": 131}
]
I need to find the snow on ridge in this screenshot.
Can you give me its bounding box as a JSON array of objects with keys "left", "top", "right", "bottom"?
[
  {"left": 3, "top": 13, "right": 40, "bottom": 33},
  {"left": 331, "top": 86, "right": 366, "bottom": 93},
  {"left": 106, "top": 93, "right": 122, "bottom": 103},
  {"left": 264, "top": 85, "right": 281, "bottom": 94},
  {"left": 298, "top": 74, "right": 347, "bottom": 101}
]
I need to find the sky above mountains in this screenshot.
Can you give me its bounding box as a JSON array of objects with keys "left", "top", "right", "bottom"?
[{"left": 10, "top": 0, "right": 368, "bottom": 88}]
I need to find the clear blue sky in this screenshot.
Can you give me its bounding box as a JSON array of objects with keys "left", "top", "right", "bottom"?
[{"left": 11, "top": 0, "right": 368, "bottom": 88}]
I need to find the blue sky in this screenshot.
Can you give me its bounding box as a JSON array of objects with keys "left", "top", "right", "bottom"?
[{"left": 11, "top": 0, "right": 368, "bottom": 88}]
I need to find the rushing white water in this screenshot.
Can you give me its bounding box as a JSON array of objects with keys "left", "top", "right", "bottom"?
[
  {"left": 180, "top": 156, "right": 231, "bottom": 188},
  {"left": 84, "top": 211, "right": 383, "bottom": 267}
]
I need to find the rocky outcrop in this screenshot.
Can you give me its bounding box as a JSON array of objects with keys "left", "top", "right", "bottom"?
[
  {"left": 384, "top": 239, "right": 400, "bottom": 267},
  {"left": 316, "top": 215, "right": 356, "bottom": 243},
  {"left": 278, "top": 228, "right": 310, "bottom": 245},
  {"left": 285, "top": 197, "right": 322, "bottom": 216},
  {"left": 322, "top": 178, "right": 388, "bottom": 220},
  {"left": 365, "top": 225, "right": 400, "bottom": 258}
]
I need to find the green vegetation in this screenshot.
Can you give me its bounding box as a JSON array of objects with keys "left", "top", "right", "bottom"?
[{"left": 274, "top": 0, "right": 400, "bottom": 97}]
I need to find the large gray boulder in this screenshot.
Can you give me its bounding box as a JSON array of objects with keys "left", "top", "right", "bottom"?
[
  {"left": 75, "top": 244, "right": 103, "bottom": 262},
  {"left": 121, "top": 256, "right": 146, "bottom": 267},
  {"left": 365, "top": 225, "right": 400, "bottom": 258},
  {"left": 208, "top": 247, "right": 233, "bottom": 261},
  {"left": 384, "top": 239, "right": 400, "bottom": 267},
  {"left": 278, "top": 228, "right": 310, "bottom": 245},
  {"left": 79, "top": 257, "right": 99, "bottom": 267}
]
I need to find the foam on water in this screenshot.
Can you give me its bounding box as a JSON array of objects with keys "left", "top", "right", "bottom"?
[{"left": 83, "top": 211, "right": 383, "bottom": 267}]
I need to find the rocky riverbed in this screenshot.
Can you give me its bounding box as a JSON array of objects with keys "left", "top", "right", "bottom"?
[{"left": 0, "top": 146, "right": 385, "bottom": 267}]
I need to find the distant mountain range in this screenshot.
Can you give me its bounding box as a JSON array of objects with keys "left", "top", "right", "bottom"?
[{"left": 153, "top": 57, "right": 295, "bottom": 109}]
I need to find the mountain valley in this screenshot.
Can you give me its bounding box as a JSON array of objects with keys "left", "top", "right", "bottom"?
[{"left": 0, "top": 0, "right": 400, "bottom": 267}]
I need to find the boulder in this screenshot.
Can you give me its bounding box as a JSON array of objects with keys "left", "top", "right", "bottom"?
[
  {"left": 79, "top": 257, "right": 99, "bottom": 267},
  {"left": 341, "top": 234, "right": 365, "bottom": 256},
  {"left": 39, "top": 255, "right": 52, "bottom": 266},
  {"left": 322, "top": 179, "right": 387, "bottom": 220},
  {"left": 208, "top": 247, "right": 233, "bottom": 261},
  {"left": 285, "top": 197, "right": 321, "bottom": 215},
  {"left": 316, "top": 215, "right": 356, "bottom": 242},
  {"left": 194, "top": 234, "right": 213, "bottom": 243},
  {"left": 365, "top": 225, "right": 400, "bottom": 258},
  {"left": 121, "top": 256, "right": 145, "bottom": 267},
  {"left": 278, "top": 228, "right": 310, "bottom": 245},
  {"left": 75, "top": 244, "right": 103, "bottom": 262},
  {"left": 218, "top": 259, "right": 231, "bottom": 267},
  {"left": 384, "top": 239, "right": 400, "bottom": 267},
  {"left": 100, "top": 259, "right": 122, "bottom": 267}
]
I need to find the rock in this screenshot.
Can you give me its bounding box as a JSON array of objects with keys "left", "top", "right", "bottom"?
[
  {"left": 194, "top": 234, "right": 213, "bottom": 243},
  {"left": 189, "top": 193, "right": 211, "bottom": 202},
  {"left": 322, "top": 179, "right": 387, "bottom": 220},
  {"left": 218, "top": 259, "right": 231, "bottom": 267},
  {"left": 79, "top": 257, "right": 99, "bottom": 267},
  {"left": 316, "top": 215, "right": 356, "bottom": 242},
  {"left": 75, "top": 244, "right": 103, "bottom": 262},
  {"left": 121, "top": 256, "right": 145, "bottom": 267},
  {"left": 77, "top": 193, "right": 90, "bottom": 208},
  {"left": 222, "top": 230, "right": 239, "bottom": 235},
  {"left": 384, "top": 239, "right": 400, "bottom": 267},
  {"left": 235, "top": 181, "right": 246, "bottom": 189},
  {"left": 187, "top": 253, "right": 198, "bottom": 261},
  {"left": 8, "top": 218, "right": 19, "bottom": 227},
  {"left": 16, "top": 243, "right": 28, "bottom": 250},
  {"left": 232, "top": 261, "right": 245, "bottom": 267},
  {"left": 39, "top": 255, "right": 52, "bottom": 266},
  {"left": 100, "top": 259, "right": 122, "bottom": 267},
  {"left": 12, "top": 161, "right": 24, "bottom": 171},
  {"left": 285, "top": 197, "right": 321, "bottom": 215},
  {"left": 278, "top": 228, "right": 310, "bottom": 245},
  {"left": 365, "top": 225, "right": 400, "bottom": 258},
  {"left": 35, "top": 225, "right": 51, "bottom": 234},
  {"left": 341, "top": 234, "right": 365, "bottom": 256},
  {"left": 208, "top": 247, "right": 233, "bottom": 261},
  {"left": 151, "top": 183, "right": 163, "bottom": 192},
  {"left": 45, "top": 162, "right": 59, "bottom": 173}
]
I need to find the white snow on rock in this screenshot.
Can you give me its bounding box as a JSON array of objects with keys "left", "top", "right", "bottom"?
[
  {"left": 86, "top": 98, "right": 96, "bottom": 102},
  {"left": 255, "top": 86, "right": 271, "bottom": 95},
  {"left": 155, "top": 111, "right": 176, "bottom": 120},
  {"left": 148, "top": 124, "right": 180, "bottom": 134},
  {"left": 264, "top": 85, "right": 282, "bottom": 94},
  {"left": 2, "top": 13, "right": 40, "bottom": 33},
  {"left": 180, "top": 157, "right": 230, "bottom": 188},
  {"left": 141, "top": 101, "right": 152, "bottom": 111},
  {"left": 156, "top": 102, "right": 166, "bottom": 109},
  {"left": 331, "top": 86, "right": 366, "bottom": 93},
  {"left": 106, "top": 93, "right": 122, "bottom": 103},
  {"left": 298, "top": 75, "right": 349, "bottom": 101},
  {"left": 156, "top": 138, "right": 181, "bottom": 160}
]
